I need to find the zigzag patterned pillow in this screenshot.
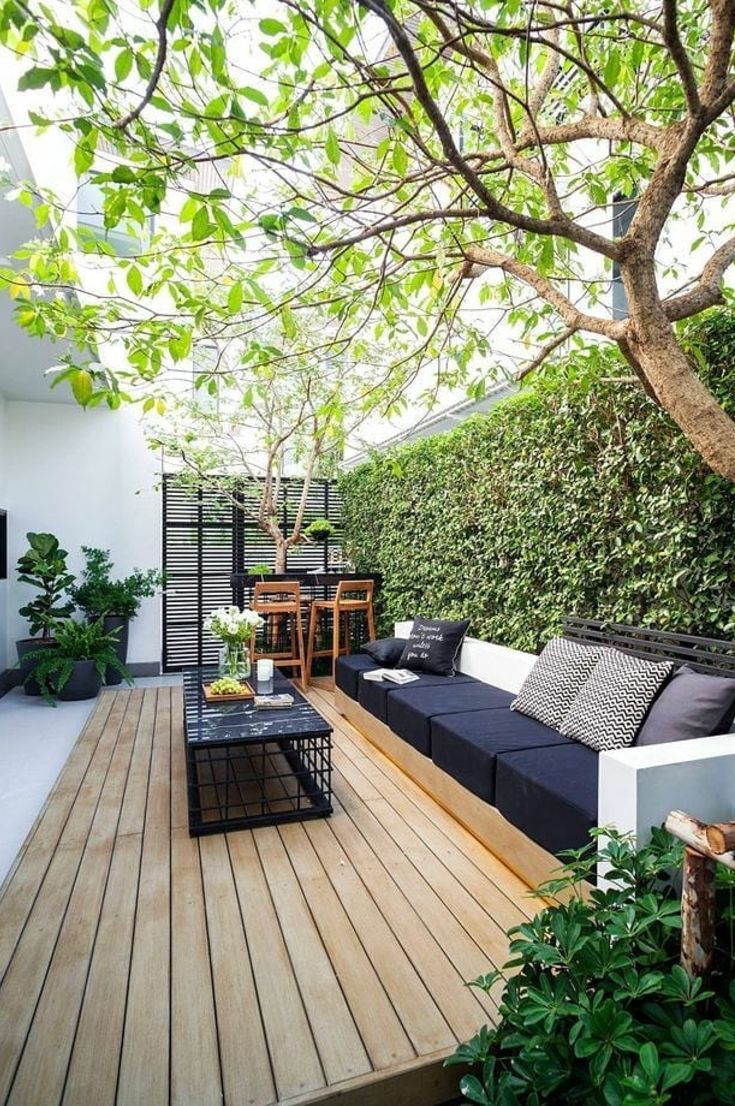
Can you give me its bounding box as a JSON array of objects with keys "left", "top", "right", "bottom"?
[
  {"left": 510, "top": 637, "right": 602, "bottom": 729},
  {"left": 560, "top": 649, "right": 674, "bottom": 752}
]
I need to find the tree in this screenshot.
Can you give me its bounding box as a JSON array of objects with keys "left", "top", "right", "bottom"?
[
  {"left": 3, "top": 1, "right": 735, "bottom": 475},
  {"left": 149, "top": 348, "right": 363, "bottom": 571}
]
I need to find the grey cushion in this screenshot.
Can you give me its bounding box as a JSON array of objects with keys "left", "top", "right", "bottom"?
[
  {"left": 560, "top": 648, "right": 673, "bottom": 752},
  {"left": 636, "top": 665, "right": 735, "bottom": 746},
  {"left": 510, "top": 637, "right": 602, "bottom": 729}
]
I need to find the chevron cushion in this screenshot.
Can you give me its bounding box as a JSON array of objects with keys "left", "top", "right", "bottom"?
[
  {"left": 560, "top": 649, "right": 674, "bottom": 752},
  {"left": 510, "top": 637, "right": 602, "bottom": 729}
]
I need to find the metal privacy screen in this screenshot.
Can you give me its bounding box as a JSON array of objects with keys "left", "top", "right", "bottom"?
[{"left": 162, "top": 475, "right": 342, "bottom": 671}]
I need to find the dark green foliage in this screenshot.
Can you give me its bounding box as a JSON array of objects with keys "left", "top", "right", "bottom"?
[
  {"left": 304, "top": 518, "right": 337, "bottom": 542},
  {"left": 70, "top": 546, "right": 164, "bottom": 619},
  {"left": 447, "top": 830, "right": 735, "bottom": 1105},
  {"left": 338, "top": 312, "right": 735, "bottom": 652},
  {"left": 248, "top": 562, "right": 274, "bottom": 575},
  {"left": 16, "top": 531, "right": 75, "bottom": 639},
  {"left": 23, "top": 617, "right": 132, "bottom": 703}
]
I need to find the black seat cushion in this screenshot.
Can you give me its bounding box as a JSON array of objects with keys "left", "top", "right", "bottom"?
[
  {"left": 495, "top": 743, "right": 598, "bottom": 858},
  {"left": 431, "top": 709, "right": 571, "bottom": 804},
  {"left": 362, "top": 637, "right": 407, "bottom": 667},
  {"left": 386, "top": 681, "right": 515, "bottom": 756},
  {"left": 358, "top": 671, "right": 476, "bottom": 726},
  {"left": 335, "top": 655, "right": 381, "bottom": 700}
]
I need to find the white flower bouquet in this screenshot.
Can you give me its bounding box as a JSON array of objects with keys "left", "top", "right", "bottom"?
[{"left": 205, "top": 606, "right": 264, "bottom": 679}]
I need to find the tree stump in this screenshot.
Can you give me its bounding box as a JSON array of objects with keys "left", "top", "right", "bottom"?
[{"left": 680, "top": 846, "right": 716, "bottom": 979}]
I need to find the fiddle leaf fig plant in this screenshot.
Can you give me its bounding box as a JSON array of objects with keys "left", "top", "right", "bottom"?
[{"left": 17, "top": 532, "right": 75, "bottom": 639}]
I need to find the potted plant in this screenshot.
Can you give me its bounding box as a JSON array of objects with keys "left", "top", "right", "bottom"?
[
  {"left": 248, "top": 562, "right": 273, "bottom": 578},
  {"left": 16, "top": 532, "right": 75, "bottom": 695},
  {"left": 304, "top": 518, "right": 336, "bottom": 543},
  {"left": 204, "top": 606, "right": 264, "bottom": 680},
  {"left": 69, "top": 547, "right": 164, "bottom": 685},
  {"left": 23, "top": 618, "right": 132, "bottom": 704}
]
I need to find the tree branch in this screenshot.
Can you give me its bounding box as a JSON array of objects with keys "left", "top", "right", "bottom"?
[{"left": 114, "top": 0, "right": 176, "bottom": 129}]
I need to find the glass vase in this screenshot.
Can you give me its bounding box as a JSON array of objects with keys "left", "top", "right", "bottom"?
[{"left": 218, "top": 641, "right": 251, "bottom": 680}]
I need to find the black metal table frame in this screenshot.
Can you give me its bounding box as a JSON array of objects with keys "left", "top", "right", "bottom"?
[{"left": 183, "top": 669, "right": 333, "bottom": 836}]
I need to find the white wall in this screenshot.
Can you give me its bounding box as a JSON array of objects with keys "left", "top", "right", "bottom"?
[
  {"left": 1, "top": 399, "right": 162, "bottom": 668},
  {"left": 0, "top": 392, "right": 9, "bottom": 671}
]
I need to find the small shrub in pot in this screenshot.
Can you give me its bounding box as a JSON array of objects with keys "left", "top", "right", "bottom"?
[{"left": 16, "top": 532, "right": 75, "bottom": 694}]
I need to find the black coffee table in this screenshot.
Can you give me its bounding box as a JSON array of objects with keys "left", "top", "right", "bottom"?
[{"left": 182, "top": 667, "right": 333, "bottom": 836}]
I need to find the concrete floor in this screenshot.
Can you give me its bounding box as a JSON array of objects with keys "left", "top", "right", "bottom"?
[{"left": 0, "top": 675, "right": 183, "bottom": 885}]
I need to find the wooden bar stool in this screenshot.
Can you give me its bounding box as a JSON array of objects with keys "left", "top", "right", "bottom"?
[
  {"left": 306, "top": 580, "right": 376, "bottom": 684},
  {"left": 251, "top": 581, "right": 308, "bottom": 688}
]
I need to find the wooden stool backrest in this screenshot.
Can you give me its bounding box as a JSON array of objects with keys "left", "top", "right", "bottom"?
[
  {"left": 253, "top": 580, "right": 301, "bottom": 608},
  {"left": 335, "top": 579, "right": 374, "bottom": 605}
]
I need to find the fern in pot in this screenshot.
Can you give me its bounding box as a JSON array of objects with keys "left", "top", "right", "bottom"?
[
  {"left": 70, "top": 547, "right": 164, "bottom": 685},
  {"left": 24, "top": 618, "right": 132, "bottom": 704}
]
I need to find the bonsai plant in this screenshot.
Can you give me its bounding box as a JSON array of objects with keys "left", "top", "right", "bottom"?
[
  {"left": 304, "top": 518, "right": 336, "bottom": 543},
  {"left": 23, "top": 617, "right": 132, "bottom": 704},
  {"left": 16, "top": 532, "right": 75, "bottom": 695},
  {"left": 69, "top": 547, "right": 164, "bottom": 684}
]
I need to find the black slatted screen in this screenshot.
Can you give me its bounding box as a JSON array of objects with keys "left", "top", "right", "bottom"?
[{"left": 162, "top": 475, "right": 342, "bottom": 671}]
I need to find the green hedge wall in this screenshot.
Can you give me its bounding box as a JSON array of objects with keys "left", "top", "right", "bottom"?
[{"left": 338, "top": 311, "right": 735, "bottom": 653}]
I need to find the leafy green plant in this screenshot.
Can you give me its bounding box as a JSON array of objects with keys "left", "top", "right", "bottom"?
[
  {"left": 23, "top": 618, "right": 132, "bottom": 703},
  {"left": 248, "top": 562, "right": 273, "bottom": 576},
  {"left": 16, "top": 532, "right": 75, "bottom": 639},
  {"left": 70, "top": 546, "right": 164, "bottom": 619},
  {"left": 339, "top": 310, "right": 735, "bottom": 650},
  {"left": 448, "top": 829, "right": 735, "bottom": 1106},
  {"left": 304, "top": 518, "right": 336, "bottom": 542}
]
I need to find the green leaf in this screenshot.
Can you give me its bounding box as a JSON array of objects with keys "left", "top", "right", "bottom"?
[
  {"left": 115, "top": 49, "right": 133, "bottom": 81},
  {"left": 192, "top": 206, "right": 211, "bottom": 240},
  {"left": 126, "top": 266, "right": 143, "bottom": 295},
  {"left": 240, "top": 86, "right": 269, "bottom": 108},
  {"left": 71, "top": 369, "right": 93, "bottom": 406},
  {"left": 227, "top": 282, "right": 243, "bottom": 313},
  {"left": 259, "top": 18, "right": 287, "bottom": 35},
  {"left": 325, "top": 129, "right": 340, "bottom": 165}
]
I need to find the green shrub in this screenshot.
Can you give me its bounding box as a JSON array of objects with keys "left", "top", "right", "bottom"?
[
  {"left": 448, "top": 830, "right": 735, "bottom": 1105},
  {"left": 70, "top": 546, "right": 164, "bottom": 619},
  {"left": 338, "top": 310, "right": 735, "bottom": 651}
]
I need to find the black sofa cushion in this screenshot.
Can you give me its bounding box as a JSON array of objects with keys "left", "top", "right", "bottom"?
[
  {"left": 431, "top": 709, "right": 571, "bottom": 804},
  {"left": 362, "top": 637, "right": 407, "bottom": 667},
  {"left": 495, "top": 743, "right": 598, "bottom": 858},
  {"left": 358, "top": 670, "right": 475, "bottom": 724},
  {"left": 335, "top": 654, "right": 381, "bottom": 700},
  {"left": 386, "top": 681, "right": 515, "bottom": 756}
]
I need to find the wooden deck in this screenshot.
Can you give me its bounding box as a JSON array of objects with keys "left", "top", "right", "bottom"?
[{"left": 0, "top": 684, "right": 534, "bottom": 1106}]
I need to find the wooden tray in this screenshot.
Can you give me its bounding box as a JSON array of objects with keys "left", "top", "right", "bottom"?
[{"left": 202, "top": 680, "right": 254, "bottom": 704}]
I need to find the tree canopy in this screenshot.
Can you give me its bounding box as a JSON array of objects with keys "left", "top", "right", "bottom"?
[{"left": 2, "top": 0, "right": 735, "bottom": 473}]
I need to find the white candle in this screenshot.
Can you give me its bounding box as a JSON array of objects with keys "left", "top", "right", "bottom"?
[{"left": 257, "top": 659, "right": 274, "bottom": 681}]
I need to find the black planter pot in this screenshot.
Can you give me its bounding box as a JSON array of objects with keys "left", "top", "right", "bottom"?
[
  {"left": 16, "top": 638, "right": 57, "bottom": 696},
  {"left": 58, "top": 659, "right": 102, "bottom": 702},
  {"left": 100, "top": 615, "right": 129, "bottom": 686}
]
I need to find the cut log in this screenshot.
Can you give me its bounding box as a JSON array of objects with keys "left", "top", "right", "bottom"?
[
  {"left": 664, "top": 810, "right": 735, "bottom": 870},
  {"left": 680, "top": 846, "right": 716, "bottom": 979},
  {"left": 704, "top": 821, "right": 735, "bottom": 856}
]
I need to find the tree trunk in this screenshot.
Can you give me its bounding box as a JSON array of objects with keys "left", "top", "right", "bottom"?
[
  {"left": 681, "top": 846, "right": 716, "bottom": 979},
  {"left": 274, "top": 541, "right": 287, "bottom": 573},
  {"left": 623, "top": 260, "right": 735, "bottom": 482}
]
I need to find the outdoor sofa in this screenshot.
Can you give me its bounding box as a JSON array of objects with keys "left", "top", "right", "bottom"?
[{"left": 334, "top": 617, "right": 735, "bottom": 888}]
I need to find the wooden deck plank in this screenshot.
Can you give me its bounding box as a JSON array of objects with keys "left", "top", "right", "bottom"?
[
  {"left": 227, "top": 831, "right": 326, "bottom": 1103},
  {"left": 0, "top": 693, "right": 119, "bottom": 983},
  {"left": 277, "top": 821, "right": 415, "bottom": 1072},
  {"left": 0, "top": 683, "right": 531, "bottom": 1106},
  {"left": 254, "top": 826, "right": 372, "bottom": 1087},
  {"left": 117, "top": 688, "right": 171, "bottom": 1106},
  {"left": 170, "top": 827, "right": 223, "bottom": 1106},
  {"left": 62, "top": 832, "right": 143, "bottom": 1106},
  {"left": 302, "top": 816, "right": 456, "bottom": 1058},
  {"left": 6, "top": 689, "right": 143, "bottom": 1106},
  {"left": 199, "top": 833, "right": 276, "bottom": 1106}
]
